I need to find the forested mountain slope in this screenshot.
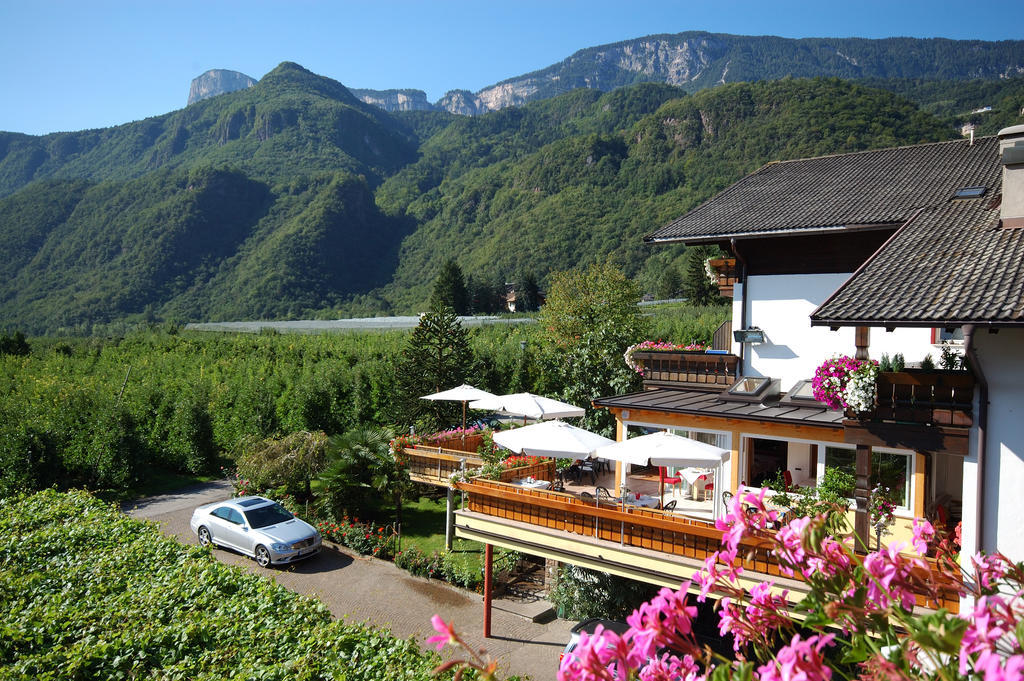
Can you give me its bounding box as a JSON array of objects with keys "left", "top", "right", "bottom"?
[
  {"left": 0, "top": 62, "right": 417, "bottom": 199},
  {"left": 0, "top": 64, "right": 1011, "bottom": 333},
  {"left": 0, "top": 63, "right": 417, "bottom": 333},
  {"left": 375, "top": 78, "right": 956, "bottom": 310}
]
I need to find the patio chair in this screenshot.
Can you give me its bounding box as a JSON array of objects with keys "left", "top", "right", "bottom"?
[
  {"left": 662, "top": 499, "right": 677, "bottom": 512},
  {"left": 596, "top": 486, "right": 617, "bottom": 502},
  {"left": 721, "top": 490, "right": 734, "bottom": 514},
  {"left": 551, "top": 479, "right": 565, "bottom": 493},
  {"left": 579, "top": 460, "right": 596, "bottom": 485},
  {"left": 659, "top": 467, "right": 682, "bottom": 495},
  {"left": 580, "top": 491, "right": 595, "bottom": 503}
]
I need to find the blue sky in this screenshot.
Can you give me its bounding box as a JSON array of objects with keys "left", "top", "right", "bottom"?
[{"left": 2, "top": 0, "right": 1023, "bottom": 136}]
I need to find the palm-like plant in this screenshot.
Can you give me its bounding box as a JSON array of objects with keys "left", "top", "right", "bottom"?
[{"left": 316, "top": 427, "right": 410, "bottom": 527}]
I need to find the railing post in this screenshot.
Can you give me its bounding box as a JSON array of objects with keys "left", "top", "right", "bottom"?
[
  {"left": 445, "top": 487, "right": 455, "bottom": 551},
  {"left": 483, "top": 543, "right": 493, "bottom": 638},
  {"left": 854, "top": 443, "right": 871, "bottom": 551}
]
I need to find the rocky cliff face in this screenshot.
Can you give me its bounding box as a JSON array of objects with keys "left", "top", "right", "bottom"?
[
  {"left": 435, "top": 90, "right": 490, "bottom": 116},
  {"left": 188, "top": 70, "right": 257, "bottom": 105},
  {"left": 348, "top": 32, "right": 1024, "bottom": 117},
  {"left": 350, "top": 88, "right": 436, "bottom": 112}
]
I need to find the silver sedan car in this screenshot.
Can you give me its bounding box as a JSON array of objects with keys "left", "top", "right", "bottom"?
[{"left": 190, "top": 496, "right": 322, "bottom": 567}]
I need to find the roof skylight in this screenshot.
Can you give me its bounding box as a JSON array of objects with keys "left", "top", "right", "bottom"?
[{"left": 954, "top": 186, "right": 987, "bottom": 199}]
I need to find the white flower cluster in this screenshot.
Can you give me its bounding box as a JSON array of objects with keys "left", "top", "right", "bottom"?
[
  {"left": 844, "top": 362, "right": 879, "bottom": 413},
  {"left": 704, "top": 258, "right": 717, "bottom": 285}
]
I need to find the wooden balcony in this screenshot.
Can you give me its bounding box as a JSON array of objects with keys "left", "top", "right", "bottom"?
[
  {"left": 401, "top": 445, "right": 484, "bottom": 485},
  {"left": 399, "top": 445, "right": 556, "bottom": 487},
  {"left": 707, "top": 258, "right": 739, "bottom": 297},
  {"left": 633, "top": 350, "right": 739, "bottom": 390},
  {"left": 844, "top": 370, "right": 975, "bottom": 456},
  {"left": 454, "top": 479, "right": 959, "bottom": 612}
]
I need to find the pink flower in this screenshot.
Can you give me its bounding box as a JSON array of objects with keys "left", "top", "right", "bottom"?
[
  {"left": 427, "top": 614, "right": 456, "bottom": 651},
  {"left": 861, "top": 542, "right": 923, "bottom": 612},
  {"left": 973, "top": 651, "right": 1024, "bottom": 681},
  {"left": 638, "top": 653, "right": 704, "bottom": 681},
  {"left": 911, "top": 518, "right": 934, "bottom": 555},
  {"left": 972, "top": 553, "right": 1010, "bottom": 591},
  {"left": 626, "top": 583, "right": 698, "bottom": 660},
  {"left": 757, "top": 633, "right": 835, "bottom": 681}
]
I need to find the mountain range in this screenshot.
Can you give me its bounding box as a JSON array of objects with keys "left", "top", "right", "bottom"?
[
  {"left": 351, "top": 32, "right": 1024, "bottom": 114},
  {"left": 0, "top": 32, "right": 1023, "bottom": 334}
]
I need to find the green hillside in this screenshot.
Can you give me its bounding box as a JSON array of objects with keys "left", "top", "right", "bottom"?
[
  {"left": 377, "top": 78, "right": 956, "bottom": 310},
  {"left": 4, "top": 60, "right": 1022, "bottom": 333},
  {"left": 0, "top": 62, "right": 418, "bottom": 198}
]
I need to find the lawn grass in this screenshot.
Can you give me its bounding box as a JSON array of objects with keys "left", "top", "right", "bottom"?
[{"left": 398, "top": 493, "right": 485, "bottom": 568}]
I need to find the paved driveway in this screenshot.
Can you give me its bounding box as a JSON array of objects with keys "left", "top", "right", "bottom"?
[{"left": 126, "top": 483, "right": 572, "bottom": 680}]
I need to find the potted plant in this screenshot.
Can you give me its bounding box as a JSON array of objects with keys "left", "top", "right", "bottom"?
[{"left": 812, "top": 355, "right": 879, "bottom": 413}]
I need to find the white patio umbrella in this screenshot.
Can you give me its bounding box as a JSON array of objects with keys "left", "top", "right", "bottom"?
[
  {"left": 468, "top": 392, "right": 585, "bottom": 423},
  {"left": 595, "top": 431, "right": 730, "bottom": 518},
  {"left": 492, "top": 419, "right": 614, "bottom": 459},
  {"left": 420, "top": 384, "right": 496, "bottom": 433}
]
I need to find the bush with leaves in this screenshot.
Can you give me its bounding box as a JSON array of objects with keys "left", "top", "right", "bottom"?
[
  {"left": 539, "top": 263, "right": 648, "bottom": 436},
  {"left": 316, "top": 426, "right": 410, "bottom": 525},
  {"left": 548, "top": 564, "right": 660, "bottom": 621},
  {"left": 0, "top": 489, "right": 449, "bottom": 680},
  {"left": 235, "top": 430, "right": 328, "bottom": 498}
]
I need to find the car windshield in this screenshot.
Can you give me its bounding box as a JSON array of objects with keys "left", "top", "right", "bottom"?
[{"left": 243, "top": 503, "right": 293, "bottom": 529}]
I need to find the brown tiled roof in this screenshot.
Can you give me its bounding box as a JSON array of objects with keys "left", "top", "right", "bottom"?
[
  {"left": 812, "top": 199, "right": 1024, "bottom": 326},
  {"left": 593, "top": 388, "right": 844, "bottom": 428},
  {"left": 647, "top": 137, "right": 1001, "bottom": 243}
]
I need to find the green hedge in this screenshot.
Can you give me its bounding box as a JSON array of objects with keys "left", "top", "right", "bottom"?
[{"left": 0, "top": 489, "right": 446, "bottom": 680}]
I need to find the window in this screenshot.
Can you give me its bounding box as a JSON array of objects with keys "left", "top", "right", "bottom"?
[
  {"left": 932, "top": 327, "right": 964, "bottom": 345},
  {"left": 244, "top": 503, "right": 293, "bottom": 529},
  {"left": 953, "top": 186, "right": 986, "bottom": 199},
  {"left": 723, "top": 376, "right": 776, "bottom": 403},
  {"left": 824, "top": 446, "right": 911, "bottom": 509}
]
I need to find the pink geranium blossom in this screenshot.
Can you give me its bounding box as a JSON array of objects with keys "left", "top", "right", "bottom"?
[{"left": 757, "top": 633, "right": 835, "bottom": 681}]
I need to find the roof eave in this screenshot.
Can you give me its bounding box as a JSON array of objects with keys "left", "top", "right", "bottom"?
[
  {"left": 809, "top": 317, "right": 1024, "bottom": 329},
  {"left": 644, "top": 222, "right": 901, "bottom": 245}
]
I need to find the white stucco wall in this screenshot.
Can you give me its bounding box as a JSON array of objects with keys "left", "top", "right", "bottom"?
[
  {"left": 972, "top": 329, "right": 1024, "bottom": 562},
  {"left": 734, "top": 274, "right": 935, "bottom": 390}
]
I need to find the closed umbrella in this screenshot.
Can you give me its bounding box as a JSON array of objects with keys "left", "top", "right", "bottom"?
[
  {"left": 492, "top": 420, "right": 614, "bottom": 459},
  {"left": 468, "top": 392, "right": 585, "bottom": 423},
  {"left": 420, "top": 384, "right": 496, "bottom": 434},
  {"left": 595, "top": 431, "right": 729, "bottom": 518}
]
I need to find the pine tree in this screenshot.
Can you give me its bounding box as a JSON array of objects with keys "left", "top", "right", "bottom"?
[
  {"left": 516, "top": 270, "right": 541, "bottom": 312},
  {"left": 429, "top": 259, "right": 469, "bottom": 315},
  {"left": 393, "top": 301, "right": 474, "bottom": 430},
  {"left": 681, "top": 247, "right": 719, "bottom": 306}
]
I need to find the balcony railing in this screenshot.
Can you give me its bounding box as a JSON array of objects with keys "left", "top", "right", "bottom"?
[
  {"left": 456, "top": 479, "right": 961, "bottom": 612},
  {"left": 866, "top": 370, "right": 975, "bottom": 427},
  {"left": 401, "top": 445, "right": 484, "bottom": 484},
  {"left": 399, "top": 446, "right": 556, "bottom": 486},
  {"left": 633, "top": 350, "right": 739, "bottom": 390}
]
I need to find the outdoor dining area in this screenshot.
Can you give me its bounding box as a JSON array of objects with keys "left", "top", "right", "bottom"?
[{"left": 418, "top": 384, "right": 730, "bottom": 521}]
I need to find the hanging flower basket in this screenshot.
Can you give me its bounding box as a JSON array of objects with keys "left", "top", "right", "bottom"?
[{"left": 812, "top": 355, "right": 879, "bottom": 412}]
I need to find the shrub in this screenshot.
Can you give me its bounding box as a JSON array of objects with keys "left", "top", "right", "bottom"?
[
  {"left": 236, "top": 430, "right": 328, "bottom": 498},
  {"left": 0, "top": 489, "right": 446, "bottom": 679}
]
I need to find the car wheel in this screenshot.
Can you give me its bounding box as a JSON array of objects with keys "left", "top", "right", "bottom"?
[
  {"left": 254, "top": 545, "right": 272, "bottom": 568},
  {"left": 197, "top": 526, "right": 213, "bottom": 547}
]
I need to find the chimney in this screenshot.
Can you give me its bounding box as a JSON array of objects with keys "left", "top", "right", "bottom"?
[{"left": 998, "top": 124, "right": 1024, "bottom": 228}]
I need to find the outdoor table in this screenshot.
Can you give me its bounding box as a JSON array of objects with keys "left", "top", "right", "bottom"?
[
  {"left": 514, "top": 478, "right": 552, "bottom": 490},
  {"left": 680, "top": 467, "right": 711, "bottom": 499},
  {"left": 623, "top": 494, "right": 660, "bottom": 508}
]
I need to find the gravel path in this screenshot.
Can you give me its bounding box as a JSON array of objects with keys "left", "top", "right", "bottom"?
[{"left": 126, "top": 482, "right": 572, "bottom": 680}]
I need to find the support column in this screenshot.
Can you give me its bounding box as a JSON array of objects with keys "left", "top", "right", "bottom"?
[
  {"left": 854, "top": 443, "right": 871, "bottom": 551},
  {"left": 445, "top": 487, "right": 455, "bottom": 551},
  {"left": 483, "top": 543, "right": 493, "bottom": 638},
  {"left": 855, "top": 326, "right": 870, "bottom": 361}
]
